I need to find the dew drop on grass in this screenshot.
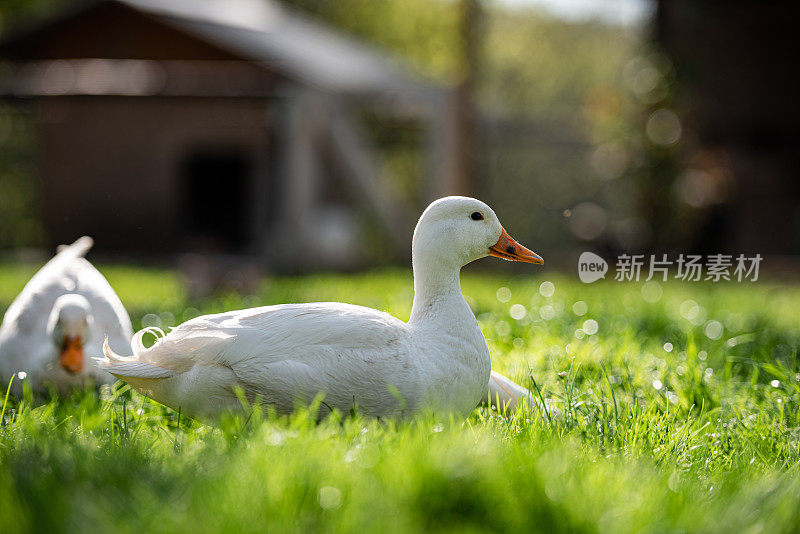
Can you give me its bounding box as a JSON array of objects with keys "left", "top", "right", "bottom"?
[
  {"left": 704, "top": 320, "right": 723, "bottom": 340},
  {"left": 572, "top": 300, "right": 588, "bottom": 316},
  {"left": 582, "top": 319, "right": 599, "bottom": 335},
  {"left": 496, "top": 287, "right": 512, "bottom": 303},
  {"left": 575, "top": 329, "right": 585, "bottom": 339},
  {"left": 513, "top": 337, "right": 524, "bottom": 349},
  {"left": 539, "top": 305, "right": 555, "bottom": 320},
  {"left": 770, "top": 380, "right": 780, "bottom": 388},
  {"left": 267, "top": 432, "right": 284, "bottom": 446},
  {"left": 664, "top": 342, "right": 673, "bottom": 352},
  {"left": 509, "top": 304, "right": 526, "bottom": 320},
  {"left": 679, "top": 300, "right": 700, "bottom": 321},
  {"left": 318, "top": 486, "right": 342, "bottom": 510},
  {"left": 16, "top": 371, "right": 27, "bottom": 380},
  {"left": 698, "top": 350, "right": 708, "bottom": 361},
  {"left": 725, "top": 313, "right": 744, "bottom": 332},
  {"left": 641, "top": 281, "right": 663, "bottom": 303},
  {"left": 653, "top": 379, "right": 663, "bottom": 390},
  {"left": 356, "top": 443, "right": 380, "bottom": 468},
  {"left": 243, "top": 295, "right": 261, "bottom": 308},
  {"left": 159, "top": 311, "right": 175, "bottom": 327},
  {"left": 495, "top": 321, "right": 511, "bottom": 337},
  {"left": 668, "top": 470, "right": 681, "bottom": 492},
  {"left": 142, "top": 313, "right": 161, "bottom": 328},
  {"left": 539, "top": 281, "right": 555, "bottom": 298}
]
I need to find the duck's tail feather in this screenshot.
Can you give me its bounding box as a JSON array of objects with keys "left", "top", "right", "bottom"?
[
  {"left": 99, "top": 323, "right": 233, "bottom": 382},
  {"left": 99, "top": 335, "right": 174, "bottom": 380},
  {"left": 130, "top": 327, "right": 166, "bottom": 356},
  {"left": 39, "top": 236, "right": 94, "bottom": 276},
  {"left": 59, "top": 236, "right": 94, "bottom": 258}
]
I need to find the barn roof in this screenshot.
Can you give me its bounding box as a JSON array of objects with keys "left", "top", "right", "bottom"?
[{"left": 0, "top": 0, "right": 438, "bottom": 100}]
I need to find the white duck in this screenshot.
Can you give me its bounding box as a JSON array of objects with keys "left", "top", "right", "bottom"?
[
  {"left": 0, "top": 237, "right": 133, "bottom": 395},
  {"left": 101, "top": 197, "right": 543, "bottom": 419}
]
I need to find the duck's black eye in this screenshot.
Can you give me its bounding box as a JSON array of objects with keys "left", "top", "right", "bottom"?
[{"left": 470, "top": 212, "right": 483, "bottom": 221}]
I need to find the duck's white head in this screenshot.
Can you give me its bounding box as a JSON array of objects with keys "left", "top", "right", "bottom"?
[
  {"left": 412, "top": 196, "right": 543, "bottom": 269},
  {"left": 46, "top": 294, "right": 93, "bottom": 374}
]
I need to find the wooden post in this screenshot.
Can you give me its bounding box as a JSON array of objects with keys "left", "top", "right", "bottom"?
[
  {"left": 326, "top": 105, "right": 413, "bottom": 258},
  {"left": 268, "top": 89, "right": 321, "bottom": 270},
  {"left": 428, "top": 0, "right": 482, "bottom": 200},
  {"left": 454, "top": 0, "right": 482, "bottom": 197}
]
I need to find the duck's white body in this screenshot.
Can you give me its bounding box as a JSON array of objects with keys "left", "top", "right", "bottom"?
[
  {"left": 102, "top": 197, "right": 543, "bottom": 419},
  {"left": 0, "top": 237, "right": 133, "bottom": 395},
  {"left": 107, "top": 299, "right": 488, "bottom": 418}
]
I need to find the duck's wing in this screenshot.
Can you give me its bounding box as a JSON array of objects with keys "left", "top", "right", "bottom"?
[
  {"left": 101, "top": 303, "right": 413, "bottom": 414},
  {"left": 104, "top": 302, "right": 409, "bottom": 375}
]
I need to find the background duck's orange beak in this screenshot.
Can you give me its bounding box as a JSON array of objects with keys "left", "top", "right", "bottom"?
[
  {"left": 489, "top": 229, "right": 544, "bottom": 264},
  {"left": 59, "top": 336, "right": 84, "bottom": 374}
]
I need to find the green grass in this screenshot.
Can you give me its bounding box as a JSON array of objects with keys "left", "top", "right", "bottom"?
[{"left": 2, "top": 263, "right": 800, "bottom": 533}]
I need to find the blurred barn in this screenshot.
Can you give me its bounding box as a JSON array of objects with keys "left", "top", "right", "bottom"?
[{"left": 0, "top": 0, "right": 456, "bottom": 270}]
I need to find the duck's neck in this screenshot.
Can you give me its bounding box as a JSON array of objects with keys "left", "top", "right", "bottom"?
[{"left": 408, "top": 256, "right": 470, "bottom": 326}]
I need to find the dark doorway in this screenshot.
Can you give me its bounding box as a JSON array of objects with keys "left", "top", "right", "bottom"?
[{"left": 180, "top": 149, "right": 252, "bottom": 252}]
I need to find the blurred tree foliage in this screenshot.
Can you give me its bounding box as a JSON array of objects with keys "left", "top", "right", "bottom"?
[
  {"left": 287, "top": 1, "right": 642, "bottom": 122},
  {"left": 287, "top": 0, "right": 462, "bottom": 84},
  {"left": 478, "top": 7, "right": 652, "bottom": 257},
  {"left": 0, "top": 0, "right": 61, "bottom": 250},
  {"left": 0, "top": 103, "right": 41, "bottom": 249},
  {"left": 0, "top": 0, "right": 55, "bottom": 25},
  {"left": 288, "top": 0, "right": 652, "bottom": 255},
  {"left": 482, "top": 8, "right": 639, "bottom": 122}
]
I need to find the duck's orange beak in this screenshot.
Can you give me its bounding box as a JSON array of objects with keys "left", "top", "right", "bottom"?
[
  {"left": 489, "top": 228, "right": 544, "bottom": 264},
  {"left": 59, "top": 336, "right": 84, "bottom": 374}
]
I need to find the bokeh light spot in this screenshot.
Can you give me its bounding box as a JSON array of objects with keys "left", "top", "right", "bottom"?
[
  {"left": 646, "top": 109, "right": 682, "bottom": 146},
  {"left": 496, "top": 287, "right": 512, "bottom": 303},
  {"left": 582, "top": 319, "right": 599, "bottom": 335},
  {"left": 539, "top": 281, "right": 555, "bottom": 298}
]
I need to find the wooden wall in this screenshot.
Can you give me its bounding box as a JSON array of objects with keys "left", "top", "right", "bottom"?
[{"left": 35, "top": 95, "right": 273, "bottom": 254}]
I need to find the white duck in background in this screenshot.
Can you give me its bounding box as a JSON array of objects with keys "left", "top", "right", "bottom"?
[
  {"left": 0, "top": 237, "right": 133, "bottom": 395},
  {"left": 101, "top": 197, "right": 543, "bottom": 419}
]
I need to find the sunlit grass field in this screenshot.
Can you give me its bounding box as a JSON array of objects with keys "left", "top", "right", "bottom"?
[{"left": 2, "top": 263, "right": 800, "bottom": 533}]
